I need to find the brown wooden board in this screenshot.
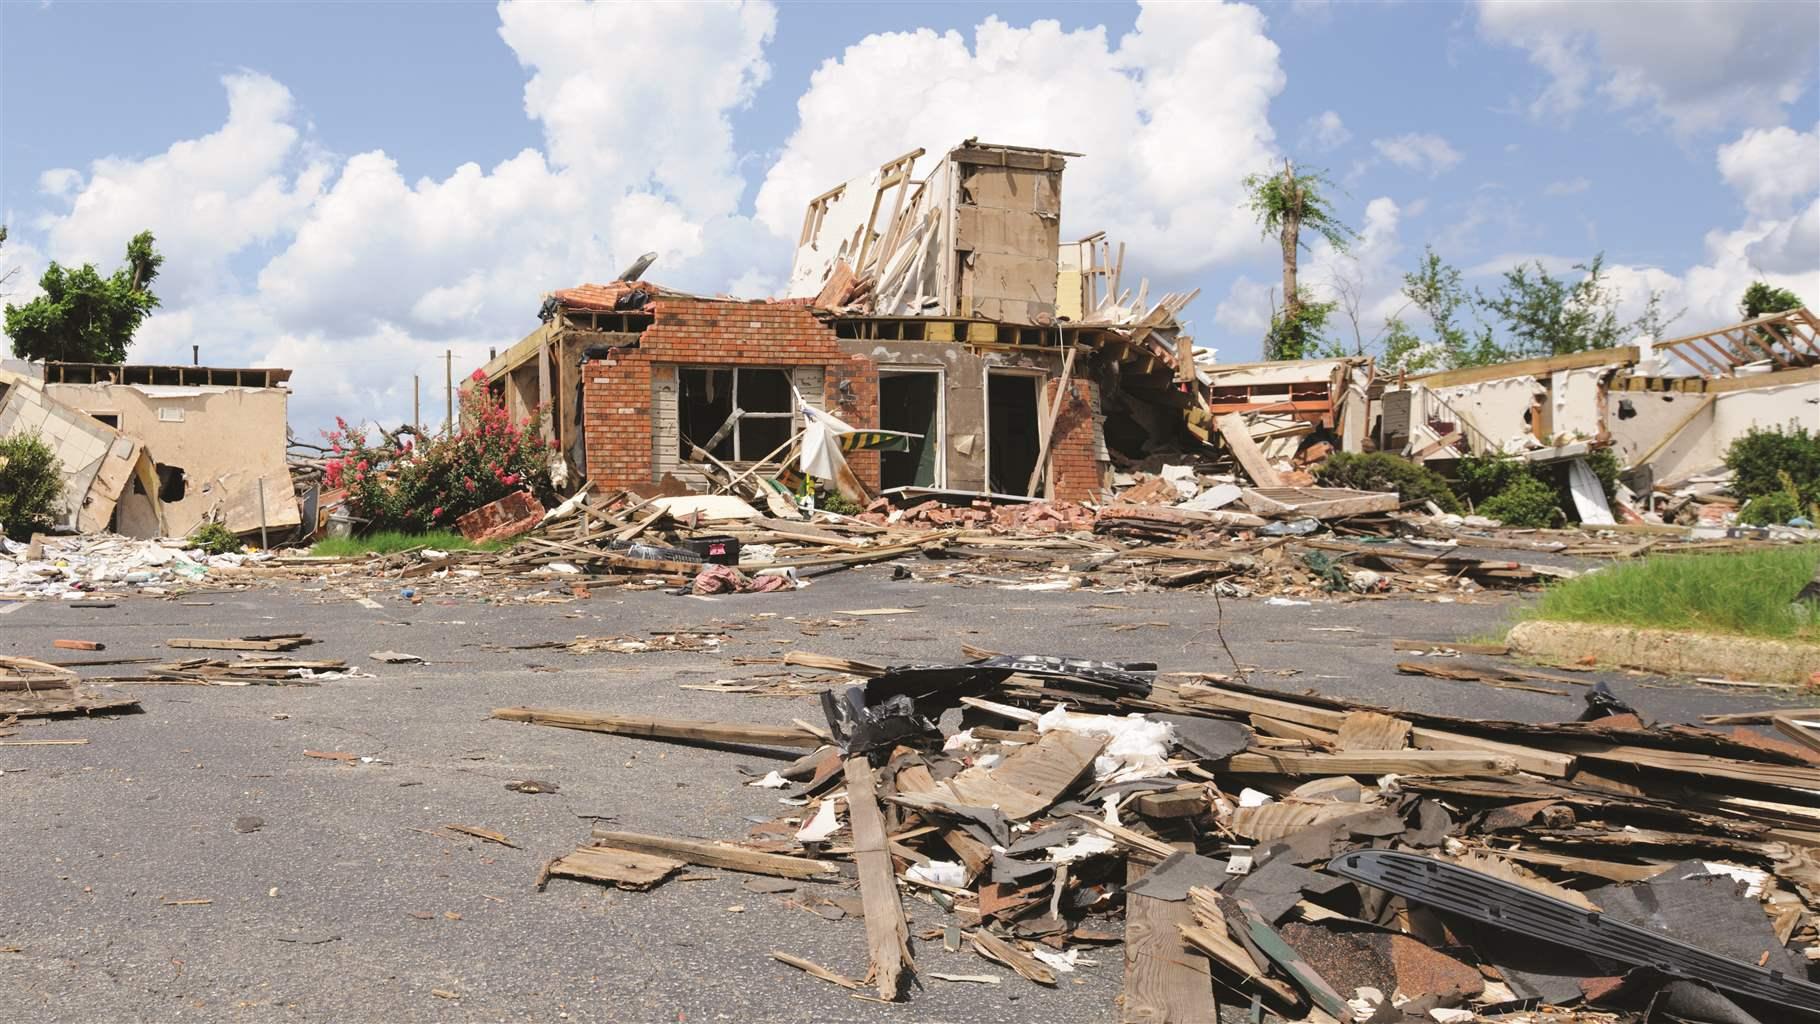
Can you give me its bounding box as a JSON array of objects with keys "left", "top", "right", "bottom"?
[
  {"left": 1123, "top": 857, "right": 1217, "bottom": 1023},
  {"left": 492, "top": 707, "right": 824, "bottom": 749},
  {"left": 546, "top": 845, "right": 682, "bottom": 891},
  {"left": 845, "top": 755, "right": 913, "bottom": 1000}
]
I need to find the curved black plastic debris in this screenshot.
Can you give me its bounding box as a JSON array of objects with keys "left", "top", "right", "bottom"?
[{"left": 1325, "top": 849, "right": 1820, "bottom": 1018}]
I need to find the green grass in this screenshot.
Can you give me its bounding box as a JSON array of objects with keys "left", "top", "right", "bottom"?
[
  {"left": 1522, "top": 544, "right": 1820, "bottom": 642},
  {"left": 310, "top": 530, "right": 511, "bottom": 557}
]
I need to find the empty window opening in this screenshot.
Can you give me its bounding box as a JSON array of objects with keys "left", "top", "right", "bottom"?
[
  {"left": 986, "top": 371, "right": 1042, "bottom": 496},
  {"left": 678, "top": 367, "right": 797, "bottom": 462},
  {"left": 92, "top": 414, "right": 120, "bottom": 429},
  {"left": 154, "top": 463, "right": 187, "bottom": 503},
  {"left": 879, "top": 370, "right": 941, "bottom": 490}
]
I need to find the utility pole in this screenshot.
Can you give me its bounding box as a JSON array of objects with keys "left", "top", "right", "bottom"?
[
  {"left": 444, "top": 350, "right": 453, "bottom": 436},
  {"left": 191, "top": 344, "right": 199, "bottom": 366},
  {"left": 413, "top": 375, "right": 421, "bottom": 432}
]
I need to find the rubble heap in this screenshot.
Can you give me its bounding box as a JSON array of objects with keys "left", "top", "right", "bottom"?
[{"left": 496, "top": 654, "right": 1820, "bottom": 1022}]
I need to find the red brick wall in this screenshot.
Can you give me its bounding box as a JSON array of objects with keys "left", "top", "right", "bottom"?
[
  {"left": 580, "top": 299, "right": 880, "bottom": 491},
  {"left": 1045, "top": 378, "right": 1106, "bottom": 502}
]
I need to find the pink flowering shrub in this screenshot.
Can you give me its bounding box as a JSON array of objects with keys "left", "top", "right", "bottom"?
[{"left": 322, "top": 372, "right": 556, "bottom": 532}]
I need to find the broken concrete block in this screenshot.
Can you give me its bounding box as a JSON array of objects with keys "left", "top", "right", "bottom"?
[{"left": 455, "top": 490, "right": 545, "bottom": 543}]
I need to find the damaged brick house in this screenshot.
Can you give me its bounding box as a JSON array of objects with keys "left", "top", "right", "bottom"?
[{"left": 471, "top": 140, "right": 1204, "bottom": 503}]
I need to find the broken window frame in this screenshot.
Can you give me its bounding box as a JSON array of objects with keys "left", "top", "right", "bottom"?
[{"left": 677, "top": 366, "right": 801, "bottom": 463}]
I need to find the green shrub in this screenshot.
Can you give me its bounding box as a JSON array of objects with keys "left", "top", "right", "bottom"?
[
  {"left": 1724, "top": 425, "right": 1820, "bottom": 506},
  {"left": 324, "top": 374, "right": 557, "bottom": 533},
  {"left": 1739, "top": 492, "right": 1802, "bottom": 526},
  {"left": 1314, "top": 452, "right": 1461, "bottom": 513},
  {"left": 0, "top": 432, "right": 64, "bottom": 540},
  {"left": 1455, "top": 453, "right": 1529, "bottom": 506},
  {"left": 188, "top": 520, "right": 242, "bottom": 555},
  {"left": 1478, "top": 473, "right": 1560, "bottom": 527}
]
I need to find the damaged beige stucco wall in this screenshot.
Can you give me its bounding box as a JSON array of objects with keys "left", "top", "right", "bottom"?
[
  {"left": 45, "top": 381, "right": 299, "bottom": 538},
  {"left": 1608, "top": 365, "right": 1820, "bottom": 485},
  {"left": 0, "top": 376, "right": 153, "bottom": 534}
]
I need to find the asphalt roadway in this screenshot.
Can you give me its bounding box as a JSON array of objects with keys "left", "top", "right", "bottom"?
[{"left": 0, "top": 568, "right": 1803, "bottom": 1023}]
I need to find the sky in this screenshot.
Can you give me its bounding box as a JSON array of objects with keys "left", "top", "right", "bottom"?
[{"left": 2, "top": 0, "right": 1817, "bottom": 438}]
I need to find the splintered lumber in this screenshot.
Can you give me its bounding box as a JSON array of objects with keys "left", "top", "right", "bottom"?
[
  {"left": 771, "top": 951, "right": 865, "bottom": 991},
  {"left": 51, "top": 639, "right": 103, "bottom": 651},
  {"left": 1224, "top": 748, "right": 1517, "bottom": 777},
  {"left": 1123, "top": 858, "right": 1217, "bottom": 1023},
  {"left": 1230, "top": 801, "right": 1378, "bottom": 842},
  {"left": 1216, "top": 413, "right": 1283, "bottom": 488},
  {"left": 444, "top": 824, "right": 518, "bottom": 849},
  {"left": 896, "top": 730, "right": 1106, "bottom": 820},
  {"left": 491, "top": 708, "right": 824, "bottom": 749},
  {"left": 590, "top": 830, "right": 840, "bottom": 879},
  {"left": 167, "top": 636, "right": 308, "bottom": 652},
  {"left": 845, "top": 755, "right": 913, "bottom": 1000},
  {"left": 1575, "top": 745, "right": 1820, "bottom": 790},
  {"left": 1179, "top": 682, "right": 1573, "bottom": 776},
  {"left": 970, "top": 929, "right": 1056, "bottom": 986},
  {"left": 1335, "top": 711, "right": 1411, "bottom": 751},
  {"left": 544, "top": 844, "right": 682, "bottom": 891},
  {"left": 1181, "top": 888, "right": 1298, "bottom": 1005},
  {"left": 1407, "top": 727, "right": 1575, "bottom": 778},
  {"left": 781, "top": 651, "right": 886, "bottom": 677}
]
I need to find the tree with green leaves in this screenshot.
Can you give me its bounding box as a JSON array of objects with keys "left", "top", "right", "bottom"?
[
  {"left": 1740, "top": 281, "right": 1804, "bottom": 320},
  {"left": 4, "top": 230, "right": 163, "bottom": 363},
  {"left": 1243, "top": 160, "right": 1355, "bottom": 360},
  {"left": 1478, "top": 253, "right": 1672, "bottom": 359},
  {"left": 1379, "top": 247, "right": 1510, "bottom": 372}
]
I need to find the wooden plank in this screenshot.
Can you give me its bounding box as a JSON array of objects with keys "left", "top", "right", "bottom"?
[
  {"left": 1225, "top": 749, "right": 1516, "bottom": 776},
  {"left": 1409, "top": 429, "right": 1462, "bottom": 460},
  {"left": 492, "top": 707, "right": 824, "bottom": 749},
  {"left": 589, "top": 830, "right": 840, "bottom": 879},
  {"left": 167, "top": 637, "right": 305, "bottom": 652},
  {"left": 845, "top": 755, "right": 913, "bottom": 1000},
  {"left": 781, "top": 651, "right": 886, "bottom": 677},
  {"left": 1336, "top": 711, "right": 1411, "bottom": 751},
  {"left": 1407, "top": 727, "right": 1576, "bottom": 778},
  {"left": 1230, "top": 801, "right": 1374, "bottom": 842},
  {"left": 929, "top": 729, "right": 1106, "bottom": 820},
  {"left": 1216, "top": 413, "right": 1282, "bottom": 487},
  {"left": 1576, "top": 745, "right": 1820, "bottom": 789},
  {"left": 1123, "top": 857, "right": 1217, "bottom": 1023},
  {"left": 544, "top": 845, "right": 682, "bottom": 891},
  {"left": 1774, "top": 715, "right": 1820, "bottom": 756},
  {"left": 1026, "top": 347, "right": 1078, "bottom": 498}
]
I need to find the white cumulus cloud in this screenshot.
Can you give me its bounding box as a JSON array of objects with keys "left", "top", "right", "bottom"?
[
  {"left": 1716, "top": 123, "right": 1820, "bottom": 217},
  {"left": 1477, "top": 0, "right": 1820, "bottom": 135},
  {"left": 753, "top": 2, "right": 1287, "bottom": 272},
  {"left": 1371, "top": 133, "right": 1462, "bottom": 177},
  {"left": 1301, "top": 110, "right": 1350, "bottom": 151}
]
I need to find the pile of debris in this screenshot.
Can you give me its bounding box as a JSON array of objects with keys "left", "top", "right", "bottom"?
[
  {"left": 0, "top": 534, "right": 264, "bottom": 600},
  {"left": 496, "top": 653, "right": 1820, "bottom": 1022},
  {"left": 267, "top": 477, "right": 1818, "bottom": 609}
]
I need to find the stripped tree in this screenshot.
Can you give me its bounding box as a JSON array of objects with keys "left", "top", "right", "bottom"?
[{"left": 1243, "top": 160, "right": 1354, "bottom": 360}]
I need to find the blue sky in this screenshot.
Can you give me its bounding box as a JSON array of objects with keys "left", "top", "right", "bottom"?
[{"left": 3, "top": 1, "right": 1816, "bottom": 434}]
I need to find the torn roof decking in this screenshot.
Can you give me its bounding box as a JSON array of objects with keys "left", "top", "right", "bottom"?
[{"left": 42, "top": 362, "right": 292, "bottom": 389}]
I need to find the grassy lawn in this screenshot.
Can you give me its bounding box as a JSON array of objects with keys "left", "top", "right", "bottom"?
[
  {"left": 1523, "top": 544, "right": 1820, "bottom": 642},
  {"left": 310, "top": 529, "right": 511, "bottom": 557}
]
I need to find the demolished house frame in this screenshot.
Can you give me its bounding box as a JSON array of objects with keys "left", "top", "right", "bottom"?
[{"left": 471, "top": 140, "right": 1260, "bottom": 506}]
